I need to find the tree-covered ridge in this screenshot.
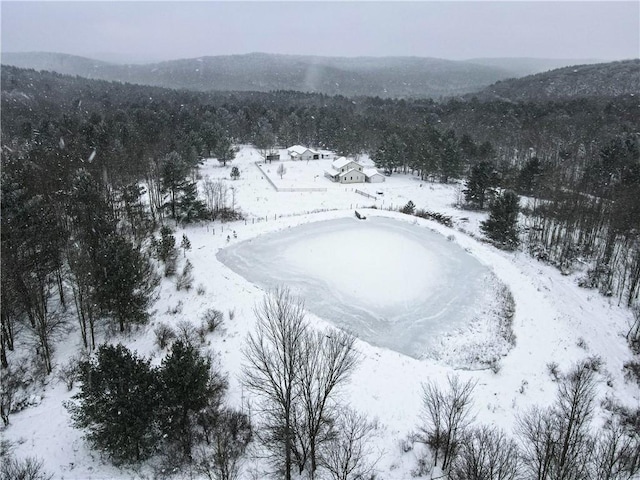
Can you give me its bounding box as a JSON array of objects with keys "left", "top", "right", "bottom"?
[
  {"left": 472, "top": 59, "right": 640, "bottom": 102},
  {"left": 1, "top": 51, "right": 516, "bottom": 99}
]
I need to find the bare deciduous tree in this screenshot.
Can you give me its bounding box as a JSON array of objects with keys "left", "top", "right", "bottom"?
[
  {"left": 296, "top": 329, "right": 359, "bottom": 478},
  {"left": 243, "top": 287, "right": 308, "bottom": 480},
  {"left": 277, "top": 163, "right": 286, "bottom": 179},
  {"left": 517, "top": 361, "right": 598, "bottom": 480},
  {"left": 593, "top": 415, "right": 640, "bottom": 480},
  {"left": 320, "top": 407, "right": 378, "bottom": 480},
  {"left": 419, "top": 374, "right": 477, "bottom": 473},
  {"left": 453, "top": 425, "right": 521, "bottom": 480},
  {"left": 517, "top": 406, "right": 558, "bottom": 480},
  {"left": 554, "top": 362, "right": 597, "bottom": 480}
]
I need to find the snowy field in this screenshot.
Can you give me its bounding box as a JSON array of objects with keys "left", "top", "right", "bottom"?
[
  {"left": 218, "top": 216, "right": 504, "bottom": 360},
  {"left": 3, "top": 145, "right": 638, "bottom": 479}
]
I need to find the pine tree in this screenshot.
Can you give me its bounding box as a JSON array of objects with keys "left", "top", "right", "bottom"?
[
  {"left": 374, "top": 133, "right": 405, "bottom": 175},
  {"left": 68, "top": 344, "right": 160, "bottom": 464},
  {"left": 177, "top": 181, "right": 209, "bottom": 223},
  {"left": 159, "top": 340, "right": 228, "bottom": 460},
  {"left": 516, "top": 157, "right": 543, "bottom": 195},
  {"left": 230, "top": 166, "right": 240, "bottom": 180},
  {"left": 464, "top": 161, "right": 496, "bottom": 210},
  {"left": 176, "top": 260, "right": 194, "bottom": 291},
  {"left": 401, "top": 200, "right": 416, "bottom": 215},
  {"left": 480, "top": 190, "right": 520, "bottom": 250},
  {"left": 160, "top": 151, "right": 189, "bottom": 220},
  {"left": 439, "top": 130, "right": 462, "bottom": 183},
  {"left": 213, "top": 136, "right": 238, "bottom": 167},
  {"left": 93, "top": 232, "right": 158, "bottom": 332},
  {"left": 180, "top": 234, "right": 192, "bottom": 257}
]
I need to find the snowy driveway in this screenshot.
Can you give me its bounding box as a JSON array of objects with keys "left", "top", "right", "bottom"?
[{"left": 217, "top": 216, "right": 499, "bottom": 358}]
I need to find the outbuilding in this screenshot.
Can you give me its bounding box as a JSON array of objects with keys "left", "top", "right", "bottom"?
[
  {"left": 364, "top": 168, "right": 385, "bottom": 183},
  {"left": 287, "top": 145, "right": 320, "bottom": 161}
]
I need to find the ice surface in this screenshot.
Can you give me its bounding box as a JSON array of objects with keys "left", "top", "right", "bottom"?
[{"left": 217, "top": 216, "right": 497, "bottom": 358}]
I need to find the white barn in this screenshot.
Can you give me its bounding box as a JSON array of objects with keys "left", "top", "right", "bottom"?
[{"left": 287, "top": 145, "right": 320, "bottom": 161}]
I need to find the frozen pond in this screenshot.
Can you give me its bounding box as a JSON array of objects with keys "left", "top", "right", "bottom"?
[{"left": 218, "top": 216, "right": 499, "bottom": 358}]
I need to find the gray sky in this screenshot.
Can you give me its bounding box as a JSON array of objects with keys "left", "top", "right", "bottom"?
[{"left": 2, "top": 1, "right": 638, "bottom": 63}]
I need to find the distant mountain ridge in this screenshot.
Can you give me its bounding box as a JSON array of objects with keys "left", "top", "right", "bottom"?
[
  {"left": 0, "top": 51, "right": 604, "bottom": 99},
  {"left": 471, "top": 59, "right": 640, "bottom": 102}
]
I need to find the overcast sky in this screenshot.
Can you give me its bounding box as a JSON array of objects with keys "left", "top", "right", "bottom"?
[{"left": 2, "top": 1, "right": 638, "bottom": 63}]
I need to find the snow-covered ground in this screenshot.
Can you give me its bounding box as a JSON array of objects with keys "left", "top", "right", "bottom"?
[{"left": 3, "top": 146, "right": 638, "bottom": 479}]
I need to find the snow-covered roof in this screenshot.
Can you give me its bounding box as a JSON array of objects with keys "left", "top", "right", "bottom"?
[
  {"left": 338, "top": 168, "right": 365, "bottom": 178},
  {"left": 364, "top": 168, "right": 383, "bottom": 177},
  {"left": 332, "top": 157, "right": 350, "bottom": 169},
  {"left": 288, "top": 145, "right": 318, "bottom": 155},
  {"left": 333, "top": 157, "right": 362, "bottom": 170}
]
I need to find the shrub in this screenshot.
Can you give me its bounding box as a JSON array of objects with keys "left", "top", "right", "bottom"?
[
  {"left": 203, "top": 308, "right": 224, "bottom": 333},
  {"left": 57, "top": 356, "right": 82, "bottom": 391},
  {"left": 176, "top": 260, "right": 194, "bottom": 291},
  {"left": 0, "top": 454, "right": 52, "bottom": 480},
  {"left": 175, "top": 321, "right": 200, "bottom": 346},
  {"left": 401, "top": 200, "right": 416, "bottom": 215},
  {"left": 155, "top": 323, "right": 177, "bottom": 350}
]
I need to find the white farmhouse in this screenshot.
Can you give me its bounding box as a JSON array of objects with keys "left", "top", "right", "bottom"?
[
  {"left": 337, "top": 168, "right": 366, "bottom": 184},
  {"left": 325, "top": 156, "right": 382, "bottom": 184},
  {"left": 332, "top": 156, "right": 363, "bottom": 174}
]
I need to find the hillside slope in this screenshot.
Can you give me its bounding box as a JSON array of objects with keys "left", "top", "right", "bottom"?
[
  {"left": 472, "top": 59, "right": 640, "bottom": 101},
  {"left": 0, "top": 51, "right": 522, "bottom": 98}
]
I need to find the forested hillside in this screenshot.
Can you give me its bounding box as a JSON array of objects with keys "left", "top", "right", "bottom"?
[
  {"left": 472, "top": 59, "right": 640, "bottom": 101},
  {"left": 0, "top": 51, "right": 530, "bottom": 98}
]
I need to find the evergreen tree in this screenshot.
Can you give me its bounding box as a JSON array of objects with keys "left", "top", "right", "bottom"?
[
  {"left": 401, "top": 200, "right": 416, "bottom": 215},
  {"left": 156, "top": 225, "right": 178, "bottom": 277},
  {"left": 480, "top": 190, "right": 520, "bottom": 250},
  {"left": 374, "top": 133, "right": 405, "bottom": 175},
  {"left": 68, "top": 344, "right": 160, "bottom": 464},
  {"left": 213, "top": 136, "right": 238, "bottom": 167},
  {"left": 160, "top": 151, "right": 189, "bottom": 220},
  {"left": 159, "top": 340, "right": 228, "bottom": 460},
  {"left": 463, "top": 161, "right": 496, "bottom": 209},
  {"left": 439, "top": 130, "right": 462, "bottom": 183},
  {"left": 93, "top": 232, "right": 158, "bottom": 332},
  {"left": 180, "top": 234, "right": 192, "bottom": 257},
  {"left": 230, "top": 166, "right": 240, "bottom": 180},
  {"left": 118, "top": 183, "right": 152, "bottom": 243},
  {"left": 516, "top": 157, "right": 543, "bottom": 195},
  {"left": 177, "top": 181, "right": 209, "bottom": 224}
]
